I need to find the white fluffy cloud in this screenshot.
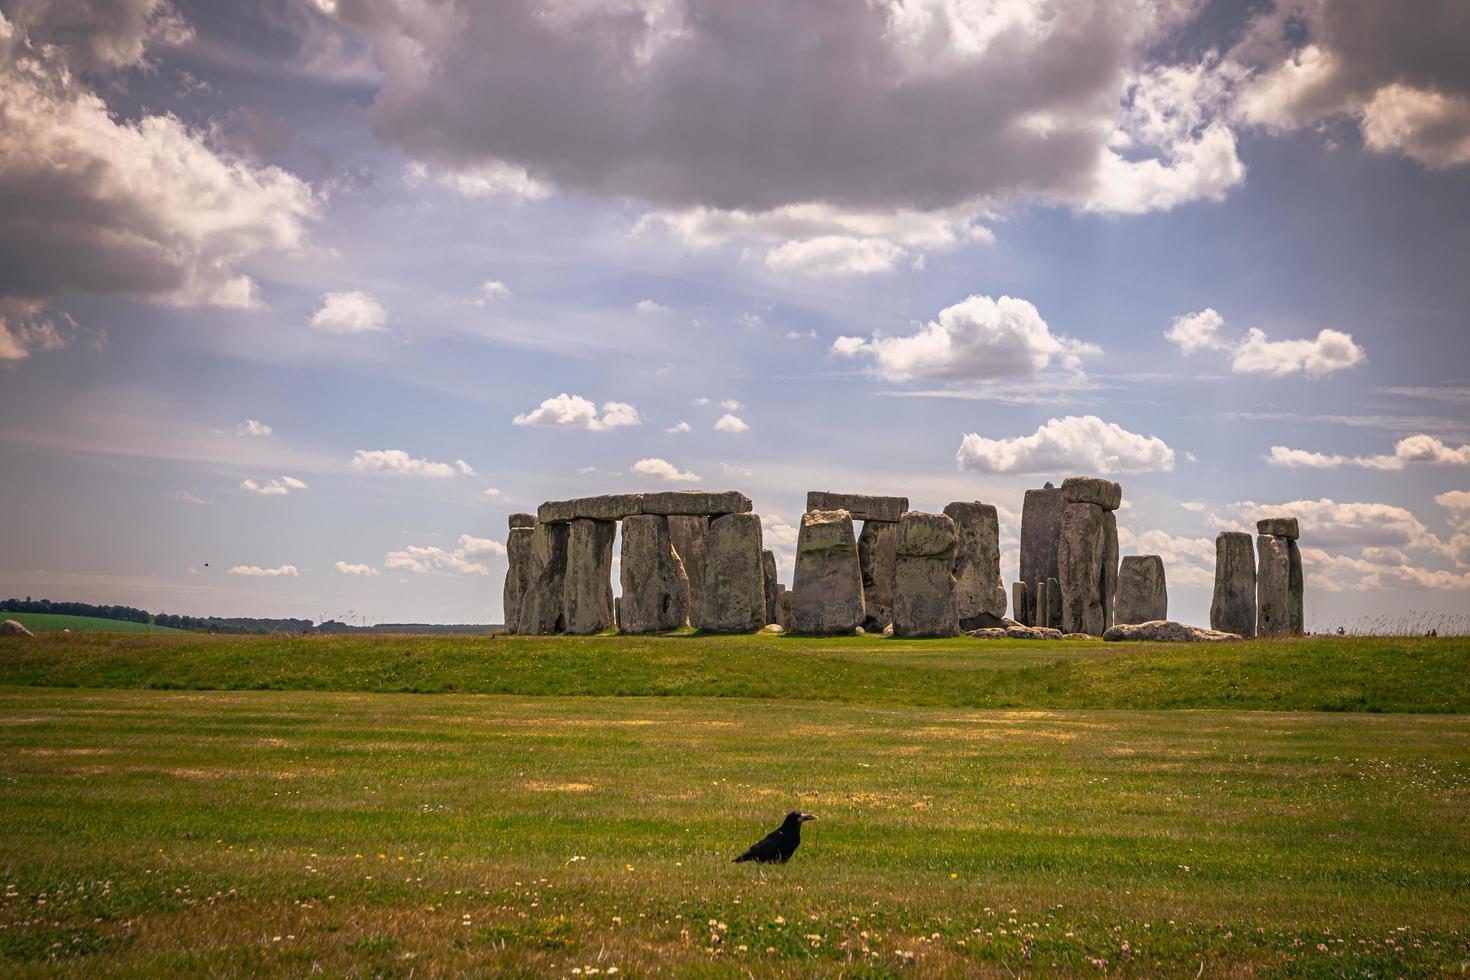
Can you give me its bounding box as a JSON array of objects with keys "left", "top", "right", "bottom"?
[
  {"left": 1165, "top": 308, "right": 1364, "bottom": 376},
  {"left": 385, "top": 533, "right": 503, "bottom": 576},
  {"left": 173, "top": 490, "right": 209, "bottom": 505},
  {"left": 765, "top": 236, "right": 909, "bottom": 277},
  {"left": 512, "top": 393, "right": 642, "bottom": 431},
  {"left": 237, "top": 419, "right": 273, "bottom": 437},
  {"left": 634, "top": 299, "right": 667, "bottom": 314},
  {"left": 309, "top": 291, "right": 387, "bottom": 334},
  {"left": 714, "top": 414, "right": 748, "bottom": 433},
  {"left": 241, "top": 475, "right": 308, "bottom": 496},
  {"left": 1268, "top": 435, "right": 1470, "bottom": 471},
  {"left": 1236, "top": 498, "right": 1437, "bottom": 551},
  {"left": 834, "top": 294, "right": 1097, "bottom": 383},
  {"left": 665, "top": 421, "right": 692, "bottom": 434},
  {"left": 957, "top": 415, "right": 1175, "bottom": 475},
  {"left": 470, "top": 280, "right": 511, "bottom": 305},
  {"left": 228, "top": 564, "right": 299, "bottom": 577},
  {"left": 1116, "top": 526, "right": 1217, "bottom": 588},
  {"left": 0, "top": 11, "right": 317, "bottom": 312},
  {"left": 350, "top": 449, "right": 467, "bottom": 478},
  {"left": 334, "top": 561, "right": 379, "bottom": 576},
  {"left": 631, "top": 457, "right": 701, "bottom": 483}
]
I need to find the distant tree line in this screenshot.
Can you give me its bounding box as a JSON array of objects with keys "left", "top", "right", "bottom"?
[
  {"left": 3, "top": 597, "right": 493, "bottom": 634},
  {"left": 1, "top": 597, "right": 150, "bottom": 623},
  {"left": 152, "top": 613, "right": 314, "bottom": 634}
]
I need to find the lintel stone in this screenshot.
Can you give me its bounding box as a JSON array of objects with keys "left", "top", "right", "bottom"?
[
  {"left": 641, "top": 490, "right": 752, "bottom": 517},
  {"left": 805, "top": 491, "right": 908, "bottom": 523},
  {"left": 538, "top": 493, "right": 645, "bottom": 524}
]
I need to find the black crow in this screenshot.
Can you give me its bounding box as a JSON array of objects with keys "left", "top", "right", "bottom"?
[{"left": 732, "top": 811, "right": 816, "bottom": 864}]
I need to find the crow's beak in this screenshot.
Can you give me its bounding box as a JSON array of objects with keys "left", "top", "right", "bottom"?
[{"left": 799, "top": 813, "right": 817, "bottom": 822}]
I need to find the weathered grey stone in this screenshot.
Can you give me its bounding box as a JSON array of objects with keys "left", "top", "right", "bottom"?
[
  {"left": 518, "top": 522, "right": 569, "bottom": 634},
  {"left": 563, "top": 518, "right": 616, "bottom": 634},
  {"left": 703, "top": 513, "right": 767, "bottom": 632},
  {"left": 892, "top": 511, "right": 960, "bottom": 638},
  {"left": 1, "top": 619, "right": 34, "bottom": 637},
  {"left": 508, "top": 512, "right": 537, "bottom": 530},
  {"left": 1256, "top": 517, "right": 1300, "bottom": 540},
  {"left": 762, "top": 623, "right": 786, "bottom": 634},
  {"left": 1115, "top": 555, "right": 1167, "bottom": 626},
  {"left": 943, "top": 501, "right": 1008, "bottom": 631},
  {"left": 777, "top": 587, "right": 794, "bottom": 631},
  {"left": 667, "top": 516, "right": 709, "bottom": 629},
  {"left": 793, "top": 510, "right": 865, "bottom": 634},
  {"left": 1035, "top": 578, "right": 1051, "bottom": 628},
  {"left": 1210, "top": 531, "right": 1256, "bottom": 637},
  {"left": 857, "top": 519, "right": 898, "bottom": 633},
  {"left": 1103, "top": 620, "right": 1243, "bottom": 643},
  {"left": 762, "top": 549, "right": 779, "bottom": 625},
  {"left": 805, "top": 491, "right": 908, "bottom": 523},
  {"left": 969, "top": 623, "right": 1063, "bottom": 640},
  {"left": 1045, "top": 576, "right": 1061, "bottom": 630},
  {"left": 1256, "top": 534, "right": 1304, "bottom": 638},
  {"left": 502, "top": 526, "right": 536, "bottom": 633},
  {"left": 619, "top": 514, "right": 690, "bottom": 633},
  {"left": 1061, "top": 476, "right": 1123, "bottom": 511},
  {"left": 1012, "top": 580, "right": 1028, "bottom": 625},
  {"left": 538, "top": 493, "right": 644, "bottom": 525},
  {"left": 1019, "top": 483, "right": 1064, "bottom": 625},
  {"left": 1058, "top": 502, "right": 1111, "bottom": 636},
  {"left": 641, "top": 490, "right": 752, "bottom": 517},
  {"left": 1102, "top": 510, "right": 1118, "bottom": 629}
]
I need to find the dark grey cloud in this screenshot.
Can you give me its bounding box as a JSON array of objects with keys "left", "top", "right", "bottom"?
[{"left": 6, "top": 0, "right": 192, "bottom": 73}]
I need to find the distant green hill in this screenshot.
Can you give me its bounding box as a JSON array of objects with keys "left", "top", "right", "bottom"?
[{"left": 3, "top": 612, "right": 180, "bottom": 634}]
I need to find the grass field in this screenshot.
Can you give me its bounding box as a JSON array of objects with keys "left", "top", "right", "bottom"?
[
  {"left": 0, "top": 632, "right": 1466, "bottom": 976},
  {"left": 1, "top": 612, "right": 179, "bottom": 634}
]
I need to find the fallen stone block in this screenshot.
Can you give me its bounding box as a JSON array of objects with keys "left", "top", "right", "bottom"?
[{"left": 1102, "top": 620, "right": 1243, "bottom": 643}]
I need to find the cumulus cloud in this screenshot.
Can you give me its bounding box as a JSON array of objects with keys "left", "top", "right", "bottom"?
[
  {"left": 350, "top": 449, "right": 466, "bottom": 478},
  {"left": 631, "top": 457, "right": 701, "bottom": 483},
  {"left": 1229, "top": 2, "right": 1470, "bottom": 170},
  {"left": 405, "top": 159, "right": 552, "bottom": 200},
  {"left": 385, "top": 543, "right": 490, "bottom": 576},
  {"left": 241, "top": 475, "right": 308, "bottom": 496},
  {"left": 714, "top": 413, "right": 748, "bottom": 433},
  {"left": 470, "top": 280, "right": 510, "bottom": 305},
  {"left": 334, "top": 561, "right": 379, "bottom": 576},
  {"left": 237, "top": 419, "right": 272, "bottom": 437},
  {"left": 634, "top": 299, "right": 667, "bottom": 314},
  {"left": 834, "top": 294, "right": 1097, "bottom": 384},
  {"left": 228, "top": 564, "right": 299, "bottom": 577},
  {"left": 456, "top": 534, "right": 507, "bottom": 558},
  {"left": 1235, "top": 498, "right": 1438, "bottom": 551},
  {"left": 1165, "top": 308, "right": 1364, "bottom": 376},
  {"left": 512, "top": 393, "right": 642, "bottom": 431},
  {"left": 0, "top": 11, "right": 317, "bottom": 314},
  {"left": 665, "top": 421, "right": 692, "bottom": 434},
  {"left": 1116, "top": 526, "right": 1217, "bottom": 588},
  {"left": 482, "top": 487, "right": 503, "bottom": 498},
  {"left": 957, "top": 415, "right": 1175, "bottom": 475},
  {"left": 309, "top": 291, "right": 387, "bottom": 334},
  {"left": 1267, "top": 435, "right": 1470, "bottom": 471}
]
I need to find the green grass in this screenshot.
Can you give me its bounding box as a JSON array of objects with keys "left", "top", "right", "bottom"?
[
  {"left": 0, "top": 632, "right": 1465, "bottom": 975},
  {"left": 0, "top": 631, "right": 1464, "bottom": 712},
  {"left": 2, "top": 612, "right": 179, "bottom": 634}
]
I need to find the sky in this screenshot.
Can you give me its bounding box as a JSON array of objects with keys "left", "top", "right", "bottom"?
[{"left": 2, "top": 0, "right": 1468, "bottom": 629}]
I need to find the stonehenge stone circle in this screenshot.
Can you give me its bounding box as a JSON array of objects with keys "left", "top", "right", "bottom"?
[
  {"left": 805, "top": 491, "right": 907, "bottom": 523},
  {"left": 1115, "top": 555, "right": 1167, "bottom": 626},
  {"left": 619, "top": 514, "right": 691, "bottom": 633},
  {"left": 1257, "top": 528, "right": 1305, "bottom": 637},
  {"left": 1209, "top": 531, "right": 1256, "bottom": 637},
  {"left": 1018, "top": 483, "right": 1064, "bottom": 626},
  {"left": 502, "top": 519, "right": 537, "bottom": 633},
  {"left": 518, "top": 521, "right": 569, "bottom": 634},
  {"left": 857, "top": 518, "right": 898, "bottom": 633},
  {"left": 667, "top": 516, "right": 709, "bottom": 628},
  {"left": 703, "top": 512, "right": 767, "bottom": 632},
  {"left": 892, "top": 511, "right": 960, "bottom": 637},
  {"left": 539, "top": 493, "right": 645, "bottom": 525},
  {"left": 563, "top": 518, "right": 617, "bottom": 634},
  {"left": 794, "top": 509, "right": 866, "bottom": 633},
  {"left": 762, "top": 549, "right": 779, "bottom": 625},
  {"left": 1057, "top": 480, "right": 1121, "bottom": 636},
  {"left": 643, "top": 490, "right": 752, "bottom": 517},
  {"left": 944, "top": 501, "right": 1007, "bottom": 630}
]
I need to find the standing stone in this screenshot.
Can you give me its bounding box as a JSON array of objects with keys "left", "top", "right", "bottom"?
[
  {"left": 619, "top": 514, "right": 690, "bottom": 633},
  {"left": 667, "top": 516, "right": 709, "bottom": 629},
  {"left": 1011, "top": 580, "right": 1027, "bottom": 624},
  {"left": 502, "top": 522, "right": 536, "bottom": 633},
  {"left": 1057, "top": 502, "right": 1109, "bottom": 635},
  {"left": 944, "top": 501, "right": 1008, "bottom": 630},
  {"left": 1045, "top": 576, "right": 1061, "bottom": 630},
  {"left": 518, "top": 522, "right": 569, "bottom": 634},
  {"left": 703, "top": 513, "right": 767, "bottom": 632},
  {"left": 1257, "top": 533, "right": 1305, "bottom": 638},
  {"left": 1019, "top": 483, "right": 1064, "bottom": 625},
  {"left": 1115, "top": 555, "right": 1168, "bottom": 625},
  {"left": 1287, "top": 539, "right": 1304, "bottom": 635},
  {"left": 777, "top": 587, "right": 794, "bottom": 631},
  {"left": 793, "top": 510, "right": 865, "bottom": 634},
  {"left": 892, "top": 512, "right": 960, "bottom": 637},
  {"left": 857, "top": 519, "right": 898, "bottom": 633},
  {"left": 1210, "top": 531, "right": 1256, "bottom": 637},
  {"left": 563, "top": 519, "right": 616, "bottom": 634},
  {"left": 1035, "top": 578, "right": 1050, "bottom": 628},
  {"left": 762, "top": 549, "right": 779, "bottom": 625},
  {"left": 1102, "top": 510, "right": 1119, "bottom": 630}
]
